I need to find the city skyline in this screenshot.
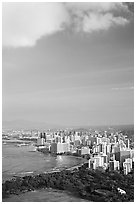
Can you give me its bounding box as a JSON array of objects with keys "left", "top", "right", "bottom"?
[{"left": 2, "top": 2, "right": 134, "bottom": 128}]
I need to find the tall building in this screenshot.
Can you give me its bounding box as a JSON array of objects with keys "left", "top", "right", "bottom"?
[
  {"left": 130, "top": 149, "right": 134, "bottom": 159},
  {"left": 102, "top": 143, "right": 107, "bottom": 154},
  {"left": 46, "top": 133, "right": 53, "bottom": 143},
  {"left": 55, "top": 136, "right": 63, "bottom": 143},
  {"left": 109, "top": 160, "right": 114, "bottom": 171},
  {"left": 101, "top": 154, "right": 108, "bottom": 164},
  {"left": 74, "top": 140, "right": 81, "bottom": 146},
  {"left": 120, "top": 150, "right": 131, "bottom": 167},
  {"left": 43, "top": 132, "right": 46, "bottom": 141},
  {"left": 123, "top": 162, "right": 131, "bottom": 175},
  {"left": 51, "top": 142, "right": 70, "bottom": 154},
  {"left": 89, "top": 136, "right": 97, "bottom": 145},
  {"left": 81, "top": 146, "right": 90, "bottom": 155},
  {"left": 125, "top": 158, "right": 133, "bottom": 169},
  {"left": 74, "top": 132, "right": 81, "bottom": 141},
  {"left": 93, "top": 146, "right": 97, "bottom": 154},
  {"left": 97, "top": 137, "right": 102, "bottom": 145},
  {"left": 109, "top": 160, "right": 120, "bottom": 171},
  {"left": 106, "top": 144, "right": 111, "bottom": 154},
  {"left": 115, "top": 151, "right": 120, "bottom": 162},
  {"left": 37, "top": 138, "right": 45, "bottom": 146},
  {"left": 86, "top": 140, "right": 91, "bottom": 146},
  {"left": 96, "top": 145, "right": 100, "bottom": 153},
  {"left": 92, "top": 155, "right": 104, "bottom": 169},
  {"left": 99, "top": 144, "right": 103, "bottom": 152},
  {"left": 88, "top": 159, "right": 93, "bottom": 169},
  {"left": 126, "top": 139, "right": 130, "bottom": 149}
]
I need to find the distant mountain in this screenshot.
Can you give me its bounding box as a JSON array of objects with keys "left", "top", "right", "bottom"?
[
  {"left": 2, "top": 120, "right": 64, "bottom": 130},
  {"left": 71, "top": 124, "right": 134, "bottom": 133},
  {"left": 2, "top": 120, "right": 134, "bottom": 132}
]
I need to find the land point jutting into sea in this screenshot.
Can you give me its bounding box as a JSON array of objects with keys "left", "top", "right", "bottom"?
[{"left": 2, "top": 125, "right": 134, "bottom": 202}]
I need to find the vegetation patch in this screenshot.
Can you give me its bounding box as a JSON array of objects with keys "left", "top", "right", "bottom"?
[{"left": 2, "top": 165, "right": 134, "bottom": 202}]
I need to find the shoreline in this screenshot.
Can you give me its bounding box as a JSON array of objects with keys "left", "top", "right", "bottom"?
[
  {"left": 2, "top": 151, "right": 87, "bottom": 183},
  {"left": 2, "top": 163, "right": 86, "bottom": 199},
  {"left": 3, "top": 159, "right": 87, "bottom": 182},
  {"left": 2, "top": 163, "right": 134, "bottom": 202}
]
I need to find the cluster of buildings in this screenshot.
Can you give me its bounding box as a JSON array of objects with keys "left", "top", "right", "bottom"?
[
  {"left": 2, "top": 126, "right": 134, "bottom": 176},
  {"left": 2, "top": 129, "right": 39, "bottom": 140},
  {"left": 88, "top": 132, "right": 134, "bottom": 174},
  {"left": 37, "top": 130, "right": 134, "bottom": 175}
]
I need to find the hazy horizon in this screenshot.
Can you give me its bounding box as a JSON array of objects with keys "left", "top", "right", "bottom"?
[
  {"left": 2, "top": 2, "right": 134, "bottom": 128},
  {"left": 2, "top": 119, "right": 134, "bottom": 131}
]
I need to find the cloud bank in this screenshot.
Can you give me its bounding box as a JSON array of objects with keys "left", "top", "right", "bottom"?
[
  {"left": 2, "top": 2, "right": 132, "bottom": 47},
  {"left": 2, "top": 3, "right": 70, "bottom": 47}
]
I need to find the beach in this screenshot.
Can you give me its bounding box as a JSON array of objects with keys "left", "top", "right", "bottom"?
[{"left": 2, "top": 142, "right": 86, "bottom": 182}]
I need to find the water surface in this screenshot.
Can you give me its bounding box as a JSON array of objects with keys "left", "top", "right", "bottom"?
[{"left": 2, "top": 143, "right": 85, "bottom": 182}]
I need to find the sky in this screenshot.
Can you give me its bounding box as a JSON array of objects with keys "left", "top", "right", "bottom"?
[{"left": 2, "top": 2, "right": 134, "bottom": 128}]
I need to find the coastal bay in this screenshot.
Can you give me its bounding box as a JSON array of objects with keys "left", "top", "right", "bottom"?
[
  {"left": 2, "top": 142, "right": 86, "bottom": 182},
  {"left": 2, "top": 163, "right": 134, "bottom": 202}
]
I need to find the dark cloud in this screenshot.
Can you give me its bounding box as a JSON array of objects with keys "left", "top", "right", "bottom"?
[{"left": 123, "top": 2, "right": 134, "bottom": 13}]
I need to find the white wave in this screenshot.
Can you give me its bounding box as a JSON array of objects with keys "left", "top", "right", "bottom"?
[{"left": 20, "top": 171, "right": 33, "bottom": 174}]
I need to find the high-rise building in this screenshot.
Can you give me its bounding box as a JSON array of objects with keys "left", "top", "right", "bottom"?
[
  {"left": 46, "top": 133, "right": 53, "bottom": 143},
  {"left": 114, "top": 148, "right": 130, "bottom": 167},
  {"left": 125, "top": 158, "right": 133, "bottom": 169},
  {"left": 39, "top": 132, "right": 42, "bottom": 138},
  {"left": 101, "top": 154, "right": 108, "bottom": 164},
  {"left": 96, "top": 145, "right": 100, "bottom": 153},
  {"left": 109, "top": 160, "right": 120, "bottom": 171},
  {"left": 106, "top": 144, "right": 111, "bottom": 154},
  {"left": 115, "top": 151, "right": 120, "bottom": 162},
  {"left": 86, "top": 140, "right": 91, "bottom": 146},
  {"left": 81, "top": 146, "right": 90, "bottom": 155},
  {"left": 92, "top": 155, "right": 104, "bottom": 169},
  {"left": 88, "top": 159, "right": 93, "bottom": 169},
  {"left": 126, "top": 139, "right": 130, "bottom": 149},
  {"left": 37, "top": 138, "right": 45, "bottom": 146},
  {"left": 74, "top": 132, "right": 81, "bottom": 141},
  {"left": 74, "top": 140, "right": 81, "bottom": 146},
  {"left": 109, "top": 161, "right": 114, "bottom": 171},
  {"left": 99, "top": 144, "right": 103, "bottom": 152},
  {"left": 93, "top": 146, "right": 97, "bottom": 154},
  {"left": 123, "top": 162, "right": 131, "bottom": 175},
  {"left": 55, "top": 136, "right": 63, "bottom": 143},
  {"left": 120, "top": 150, "right": 131, "bottom": 167},
  {"left": 51, "top": 142, "right": 70, "bottom": 154},
  {"left": 102, "top": 143, "right": 107, "bottom": 154},
  {"left": 43, "top": 132, "right": 46, "bottom": 141},
  {"left": 130, "top": 149, "right": 134, "bottom": 159},
  {"left": 89, "top": 136, "right": 97, "bottom": 145},
  {"left": 97, "top": 137, "right": 102, "bottom": 145}
]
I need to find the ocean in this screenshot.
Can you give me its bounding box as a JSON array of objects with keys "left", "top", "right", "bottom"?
[
  {"left": 2, "top": 142, "right": 85, "bottom": 182},
  {"left": 2, "top": 142, "right": 88, "bottom": 202}
]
